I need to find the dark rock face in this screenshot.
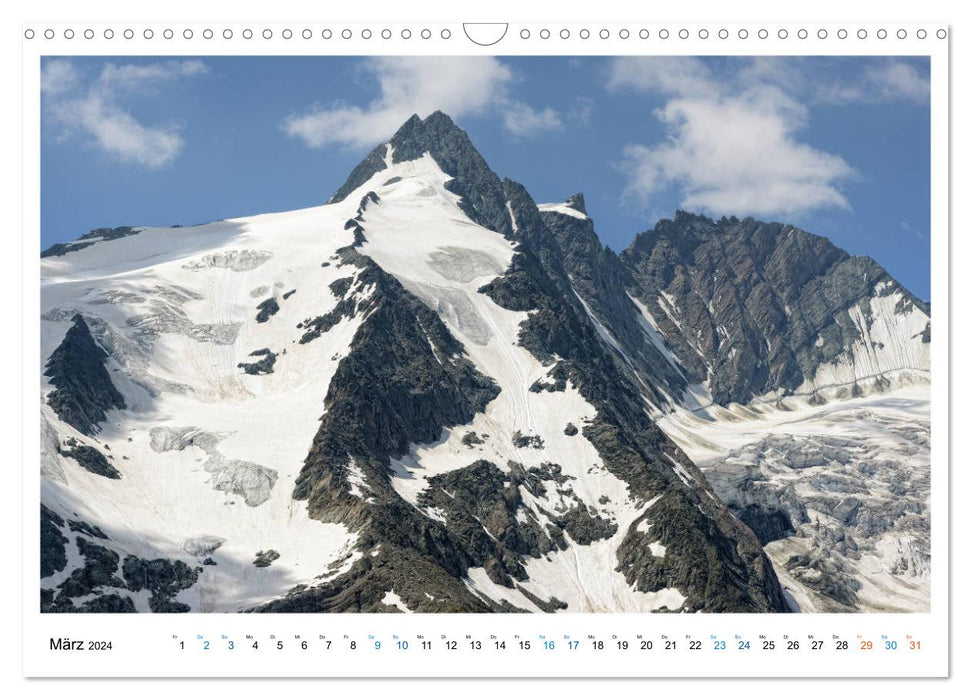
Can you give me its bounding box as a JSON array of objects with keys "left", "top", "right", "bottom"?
[
  {"left": 253, "top": 550, "right": 280, "bottom": 567},
  {"left": 57, "top": 537, "right": 126, "bottom": 600},
  {"left": 40, "top": 505, "right": 67, "bottom": 578},
  {"left": 565, "top": 192, "right": 586, "bottom": 214},
  {"left": 41, "top": 226, "right": 139, "bottom": 258},
  {"left": 68, "top": 518, "right": 109, "bottom": 539},
  {"left": 735, "top": 505, "right": 796, "bottom": 545},
  {"left": 238, "top": 349, "right": 277, "bottom": 375},
  {"left": 41, "top": 507, "right": 197, "bottom": 613},
  {"left": 416, "top": 460, "right": 616, "bottom": 581},
  {"left": 61, "top": 443, "right": 121, "bottom": 479},
  {"left": 329, "top": 276, "right": 354, "bottom": 298},
  {"left": 529, "top": 364, "right": 568, "bottom": 393},
  {"left": 417, "top": 460, "right": 556, "bottom": 585},
  {"left": 121, "top": 555, "right": 199, "bottom": 612},
  {"left": 512, "top": 431, "right": 545, "bottom": 449},
  {"left": 330, "top": 112, "right": 514, "bottom": 238},
  {"left": 255, "top": 297, "right": 280, "bottom": 323},
  {"left": 298, "top": 271, "right": 378, "bottom": 345},
  {"left": 44, "top": 314, "right": 126, "bottom": 435},
  {"left": 539, "top": 205, "right": 688, "bottom": 409},
  {"left": 621, "top": 212, "right": 929, "bottom": 405},
  {"left": 461, "top": 431, "right": 485, "bottom": 447}
]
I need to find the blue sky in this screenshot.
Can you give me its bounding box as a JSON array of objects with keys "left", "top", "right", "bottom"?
[{"left": 40, "top": 55, "right": 931, "bottom": 299}]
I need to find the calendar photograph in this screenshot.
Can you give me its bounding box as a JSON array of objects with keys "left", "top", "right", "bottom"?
[{"left": 37, "top": 52, "right": 933, "bottom": 618}]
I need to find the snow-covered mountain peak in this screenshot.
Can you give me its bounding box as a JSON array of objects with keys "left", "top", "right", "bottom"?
[{"left": 39, "top": 111, "right": 929, "bottom": 615}]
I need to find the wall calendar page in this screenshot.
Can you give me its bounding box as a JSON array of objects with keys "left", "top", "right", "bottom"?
[{"left": 16, "top": 1, "right": 956, "bottom": 689}]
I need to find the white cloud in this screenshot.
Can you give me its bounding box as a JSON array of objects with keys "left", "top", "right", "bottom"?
[
  {"left": 569, "top": 97, "right": 595, "bottom": 127},
  {"left": 816, "top": 60, "right": 930, "bottom": 105},
  {"left": 96, "top": 60, "right": 208, "bottom": 93},
  {"left": 41, "top": 59, "right": 207, "bottom": 168},
  {"left": 900, "top": 221, "right": 925, "bottom": 240},
  {"left": 283, "top": 57, "right": 560, "bottom": 149},
  {"left": 623, "top": 97, "right": 855, "bottom": 216},
  {"left": 40, "top": 59, "right": 79, "bottom": 97},
  {"left": 502, "top": 101, "right": 563, "bottom": 138},
  {"left": 609, "top": 57, "right": 859, "bottom": 219},
  {"left": 607, "top": 56, "right": 714, "bottom": 98}
]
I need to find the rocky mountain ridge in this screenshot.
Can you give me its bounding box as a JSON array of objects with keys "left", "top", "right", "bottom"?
[{"left": 38, "top": 111, "right": 930, "bottom": 614}]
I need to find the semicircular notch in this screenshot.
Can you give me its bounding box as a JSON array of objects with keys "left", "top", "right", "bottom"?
[{"left": 463, "top": 23, "right": 509, "bottom": 46}]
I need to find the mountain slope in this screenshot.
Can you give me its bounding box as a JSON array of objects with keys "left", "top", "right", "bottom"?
[
  {"left": 38, "top": 111, "right": 928, "bottom": 614},
  {"left": 620, "top": 212, "right": 930, "bottom": 408}
]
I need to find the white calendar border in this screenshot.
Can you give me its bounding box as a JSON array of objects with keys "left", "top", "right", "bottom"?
[{"left": 18, "top": 16, "right": 951, "bottom": 680}]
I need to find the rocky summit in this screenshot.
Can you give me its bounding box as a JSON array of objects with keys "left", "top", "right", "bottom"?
[{"left": 39, "top": 111, "right": 929, "bottom": 614}]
